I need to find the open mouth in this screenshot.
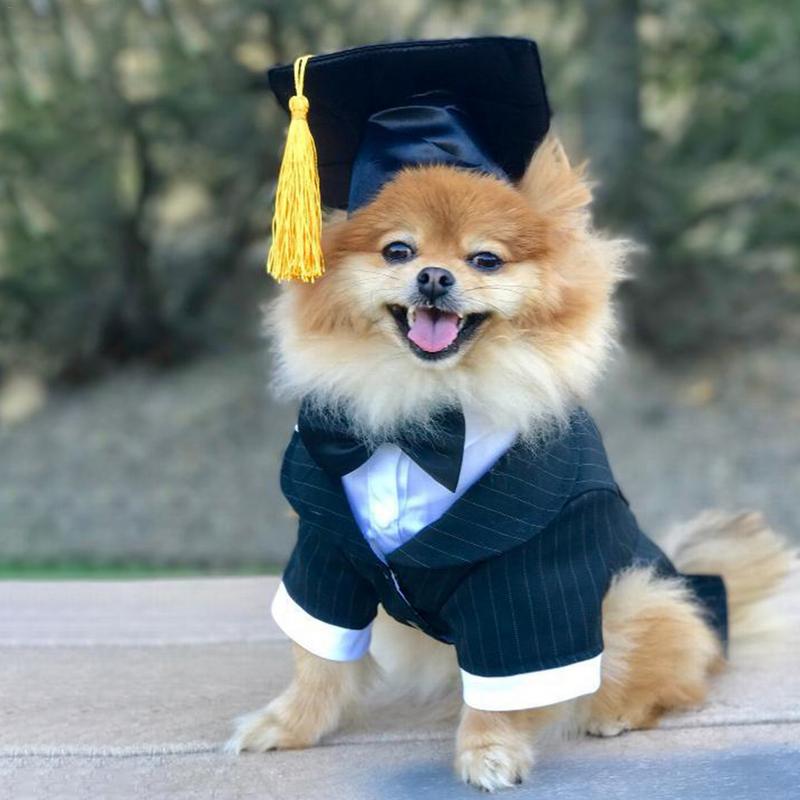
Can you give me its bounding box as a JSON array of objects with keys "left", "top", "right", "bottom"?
[{"left": 387, "top": 305, "right": 489, "bottom": 361}]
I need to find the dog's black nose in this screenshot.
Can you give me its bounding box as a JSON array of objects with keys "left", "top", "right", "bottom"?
[{"left": 416, "top": 267, "right": 455, "bottom": 301}]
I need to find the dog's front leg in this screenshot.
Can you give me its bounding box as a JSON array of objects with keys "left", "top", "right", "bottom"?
[
  {"left": 227, "top": 643, "right": 374, "bottom": 753},
  {"left": 455, "top": 703, "right": 566, "bottom": 791}
]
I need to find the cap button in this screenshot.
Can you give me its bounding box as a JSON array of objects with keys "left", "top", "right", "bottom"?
[{"left": 289, "top": 95, "right": 309, "bottom": 119}]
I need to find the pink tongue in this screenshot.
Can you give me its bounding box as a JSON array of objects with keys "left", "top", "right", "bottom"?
[{"left": 408, "top": 308, "right": 460, "bottom": 353}]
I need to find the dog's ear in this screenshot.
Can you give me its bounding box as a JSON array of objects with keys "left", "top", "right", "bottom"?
[{"left": 517, "top": 134, "right": 593, "bottom": 222}]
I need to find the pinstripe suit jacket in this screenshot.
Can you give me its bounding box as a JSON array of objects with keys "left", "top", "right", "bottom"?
[{"left": 278, "top": 408, "right": 727, "bottom": 681}]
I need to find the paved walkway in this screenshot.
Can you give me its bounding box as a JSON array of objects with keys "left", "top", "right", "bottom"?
[{"left": 2, "top": 578, "right": 798, "bottom": 799}]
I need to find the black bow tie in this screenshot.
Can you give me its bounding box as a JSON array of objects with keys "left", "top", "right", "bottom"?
[{"left": 297, "top": 400, "right": 465, "bottom": 492}]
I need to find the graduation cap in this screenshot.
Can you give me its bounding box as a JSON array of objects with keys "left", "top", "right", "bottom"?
[{"left": 266, "top": 38, "right": 551, "bottom": 283}]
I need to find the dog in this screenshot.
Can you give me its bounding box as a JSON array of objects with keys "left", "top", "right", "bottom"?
[{"left": 227, "top": 136, "right": 795, "bottom": 791}]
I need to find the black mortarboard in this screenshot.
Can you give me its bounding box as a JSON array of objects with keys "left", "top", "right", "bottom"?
[
  {"left": 265, "top": 38, "right": 550, "bottom": 282},
  {"left": 269, "top": 37, "right": 550, "bottom": 212}
]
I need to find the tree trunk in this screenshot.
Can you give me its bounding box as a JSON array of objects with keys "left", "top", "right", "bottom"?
[
  {"left": 100, "top": 111, "right": 171, "bottom": 363},
  {"left": 580, "top": 0, "right": 644, "bottom": 231}
]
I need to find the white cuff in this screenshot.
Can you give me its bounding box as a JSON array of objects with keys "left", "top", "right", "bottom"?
[
  {"left": 271, "top": 582, "right": 372, "bottom": 662},
  {"left": 461, "top": 653, "right": 603, "bottom": 711}
]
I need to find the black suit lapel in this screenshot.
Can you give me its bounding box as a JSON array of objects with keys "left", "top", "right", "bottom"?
[
  {"left": 389, "top": 429, "right": 580, "bottom": 568},
  {"left": 282, "top": 408, "right": 610, "bottom": 569}
]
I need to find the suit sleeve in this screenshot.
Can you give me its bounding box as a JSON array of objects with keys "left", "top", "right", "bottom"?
[
  {"left": 272, "top": 520, "right": 380, "bottom": 661},
  {"left": 441, "top": 489, "right": 639, "bottom": 710}
]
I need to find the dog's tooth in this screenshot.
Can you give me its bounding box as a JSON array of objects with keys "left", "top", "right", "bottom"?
[{"left": 407, "top": 307, "right": 416, "bottom": 327}]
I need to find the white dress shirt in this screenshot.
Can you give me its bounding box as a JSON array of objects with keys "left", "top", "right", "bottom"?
[{"left": 340, "top": 411, "right": 518, "bottom": 561}]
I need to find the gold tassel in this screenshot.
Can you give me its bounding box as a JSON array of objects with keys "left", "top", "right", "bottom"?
[{"left": 267, "top": 54, "right": 325, "bottom": 283}]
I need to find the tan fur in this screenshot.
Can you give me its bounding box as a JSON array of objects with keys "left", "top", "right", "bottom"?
[
  {"left": 580, "top": 568, "right": 723, "bottom": 736},
  {"left": 370, "top": 607, "right": 460, "bottom": 715},
  {"left": 662, "top": 511, "right": 797, "bottom": 653},
  {"left": 456, "top": 704, "right": 567, "bottom": 791},
  {"left": 226, "top": 643, "right": 376, "bottom": 752},
  {"left": 578, "top": 513, "right": 796, "bottom": 738},
  {"left": 268, "top": 134, "right": 631, "bottom": 439},
  {"left": 231, "top": 135, "right": 795, "bottom": 791}
]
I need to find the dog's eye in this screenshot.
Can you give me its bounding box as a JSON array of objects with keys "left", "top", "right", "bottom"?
[
  {"left": 382, "top": 241, "right": 416, "bottom": 264},
  {"left": 468, "top": 251, "right": 504, "bottom": 272}
]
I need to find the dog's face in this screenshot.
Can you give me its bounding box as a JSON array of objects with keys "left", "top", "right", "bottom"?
[
  {"left": 270, "top": 137, "right": 629, "bottom": 435},
  {"left": 322, "top": 166, "right": 560, "bottom": 368}
]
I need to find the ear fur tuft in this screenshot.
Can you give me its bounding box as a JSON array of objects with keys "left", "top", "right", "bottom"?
[{"left": 518, "top": 134, "right": 593, "bottom": 221}]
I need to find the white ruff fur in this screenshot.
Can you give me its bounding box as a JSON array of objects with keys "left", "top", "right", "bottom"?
[{"left": 267, "top": 276, "right": 620, "bottom": 440}]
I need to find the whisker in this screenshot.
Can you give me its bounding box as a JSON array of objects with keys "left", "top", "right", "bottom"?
[
  {"left": 461, "top": 284, "right": 537, "bottom": 293},
  {"left": 338, "top": 269, "right": 402, "bottom": 283},
  {"left": 473, "top": 301, "right": 509, "bottom": 316}
]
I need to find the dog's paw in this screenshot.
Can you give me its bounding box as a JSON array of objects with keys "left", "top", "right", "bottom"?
[
  {"left": 585, "top": 715, "right": 634, "bottom": 738},
  {"left": 225, "top": 704, "right": 316, "bottom": 754},
  {"left": 456, "top": 742, "right": 534, "bottom": 792}
]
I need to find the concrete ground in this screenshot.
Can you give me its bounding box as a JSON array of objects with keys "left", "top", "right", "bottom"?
[{"left": 2, "top": 577, "right": 799, "bottom": 799}]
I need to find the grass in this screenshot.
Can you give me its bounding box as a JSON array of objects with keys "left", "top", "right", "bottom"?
[{"left": 0, "top": 561, "right": 281, "bottom": 580}]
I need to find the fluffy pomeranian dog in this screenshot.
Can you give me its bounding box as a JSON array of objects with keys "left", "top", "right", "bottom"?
[{"left": 228, "top": 136, "right": 795, "bottom": 791}]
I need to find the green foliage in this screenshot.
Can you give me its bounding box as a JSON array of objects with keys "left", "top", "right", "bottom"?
[
  {"left": 0, "top": 0, "right": 276, "bottom": 376},
  {"left": 0, "top": 0, "right": 796, "bottom": 378},
  {"left": 0, "top": 559, "right": 279, "bottom": 579},
  {"left": 627, "top": 0, "right": 800, "bottom": 352}
]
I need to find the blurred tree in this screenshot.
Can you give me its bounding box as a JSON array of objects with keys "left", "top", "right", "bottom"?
[
  {"left": 0, "top": 0, "right": 796, "bottom": 379},
  {"left": 580, "top": 0, "right": 800, "bottom": 353},
  {"left": 580, "top": 0, "right": 643, "bottom": 226},
  {"left": 0, "top": 0, "right": 280, "bottom": 378},
  {"left": 0, "top": 0, "right": 504, "bottom": 379}
]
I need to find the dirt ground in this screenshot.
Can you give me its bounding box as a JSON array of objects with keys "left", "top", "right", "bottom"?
[{"left": 1, "top": 344, "right": 798, "bottom": 567}]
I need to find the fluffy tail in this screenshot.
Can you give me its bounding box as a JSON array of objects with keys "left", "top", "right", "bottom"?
[{"left": 661, "top": 510, "right": 798, "bottom": 657}]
